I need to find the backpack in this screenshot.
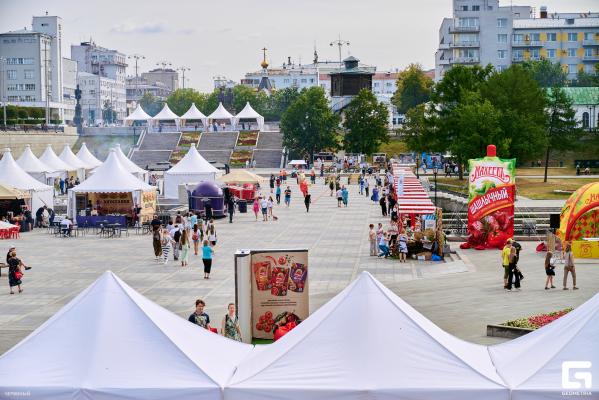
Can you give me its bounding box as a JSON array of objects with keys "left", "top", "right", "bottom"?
[{"left": 174, "top": 230, "right": 181, "bottom": 242}]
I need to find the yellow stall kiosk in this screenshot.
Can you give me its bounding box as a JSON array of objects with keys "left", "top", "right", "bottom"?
[{"left": 557, "top": 182, "right": 599, "bottom": 258}]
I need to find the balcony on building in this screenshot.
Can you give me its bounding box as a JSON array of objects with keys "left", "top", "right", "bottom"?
[
  {"left": 450, "top": 41, "right": 480, "bottom": 48},
  {"left": 449, "top": 25, "right": 479, "bottom": 33},
  {"left": 512, "top": 55, "right": 525, "bottom": 62},
  {"left": 512, "top": 40, "right": 543, "bottom": 47},
  {"left": 450, "top": 57, "right": 479, "bottom": 64},
  {"left": 582, "top": 39, "right": 599, "bottom": 47},
  {"left": 438, "top": 58, "right": 451, "bottom": 65},
  {"left": 439, "top": 42, "right": 451, "bottom": 50},
  {"left": 583, "top": 54, "right": 599, "bottom": 61}
]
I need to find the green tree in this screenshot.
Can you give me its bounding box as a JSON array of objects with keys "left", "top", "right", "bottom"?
[
  {"left": 571, "top": 70, "right": 599, "bottom": 87},
  {"left": 480, "top": 65, "right": 548, "bottom": 163},
  {"left": 280, "top": 87, "right": 340, "bottom": 159},
  {"left": 200, "top": 90, "right": 220, "bottom": 115},
  {"left": 265, "top": 87, "right": 301, "bottom": 121},
  {"left": 17, "top": 109, "right": 29, "bottom": 120},
  {"left": 231, "top": 85, "right": 267, "bottom": 114},
  {"left": 139, "top": 92, "right": 163, "bottom": 116},
  {"left": 391, "top": 63, "right": 434, "bottom": 114},
  {"left": 399, "top": 104, "right": 437, "bottom": 155},
  {"left": 543, "top": 87, "right": 580, "bottom": 182},
  {"left": 343, "top": 89, "right": 389, "bottom": 155},
  {"left": 166, "top": 88, "right": 208, "bottom": 116},
  {"left": 522, "top": 59, "right": 567, "bottom": 88}
]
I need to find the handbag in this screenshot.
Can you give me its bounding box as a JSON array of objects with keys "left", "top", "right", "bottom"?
[{"left": 14, "top": 270, "right": 23, "bottom": 280}]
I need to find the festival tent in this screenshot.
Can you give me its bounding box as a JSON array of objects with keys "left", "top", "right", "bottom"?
[
  {"left": 489, "top": 292, "right": 599, "bottom": 399},
  {"left": 226, "top": 271, "right": 508, "bottom": 400},
  {"left": 124, "top": 104, "right": 151, "bottom": 125},
  {"left": 218, "top": 169, "right": 266, "bottom": 185},
  {"left": 151, "top": 103, "right": 180, "bottom": 131},
  {"left": 16, "top": 144, "right": 57, "bottom": 184},
  {"left": 233, "top": 102, "right": 264, "bottom": 131},
  {"left": 163, "top": 144, "right": 220, "bottom": 199},
  {"left": 207, "top": 102, "right": 234, "bottom": 130},
  {"left": 59, "top": 144, "right": 88, "bottom": 180},
  {"left": 39, "top": 144, "right": 75, "bottom": 177},
  {"left": 0, "top": 271, "right": 254, "bottom": 400},
  {"left": 112, "top": 143, "right": 149, "bottom": 183},
  {"left": 0, "top": 148, "right": 53, "bottom": 211},
  {"left": 180, "top": 103, "right": 208, "bottom": 128},
  {"left": 76, "top": 142, "right": 103, "bottom": 169},
  {"left": 288, "top": 159, "right": 307, "bottom": 167},
  {"left": 0, "top": 183, "right": 29, "bottom": 218}
]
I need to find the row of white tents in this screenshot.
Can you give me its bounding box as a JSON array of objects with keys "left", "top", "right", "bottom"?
[
  {"left": 0, "top": 270, "right": 596, "bottom": 399},
  {"left": 125, "top": 101, "right": 265, "bottom": 131}
]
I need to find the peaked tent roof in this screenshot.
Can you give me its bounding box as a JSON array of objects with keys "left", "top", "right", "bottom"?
[
  {"left": 0, "top": 271, "right": 254, "bottom": 400},
  {"left": 208, "top": 102, "right": 234, "bottom": 120},
  {"left": 0, "top": 183, "right": 30, "bottom": 199},
  {"left": 151, "top": 103, "right": 180, "bottom": 120},
  {"left": 180, "top": 103, "right": 207, "bottom": 120},
  {"left": 16, "top": 144, "right": 55, "bottom": 173},
  {"left": 218, "top": 169, "right": 266, "bottom": 184},
  {"left": 72, "top": 149, "right": 153, "bottom": 193},
  {"left": 113, "top": 143, "right": 148, "bottom": 176},
  {"left": 166, "top": 144, "right": 219, "bottom": 175},
  {"left": 39, "top": 144, "right": 74, "bottom": 172},
  {"left": 59, "top": 144, "right": 89, "bottom": 169},
  {"left": 0, "top": 149, "right": 52, "bottom": 191},
  {"left": 227, "top": 272, "right": 507, "bottom": 400},
  {"left": 235, "top": 102, "right": 262, "bottom": 119},
  {"left": 489, "top": 292, "right": 599, "bottom": 397},
  {"left": 76, "top": 142, "right": 103, "bottom": 168},
  {"left": 124, "top": 104, "right": 151, "bottom": 121}
]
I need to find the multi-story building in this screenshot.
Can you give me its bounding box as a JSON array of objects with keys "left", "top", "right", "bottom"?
[
  {"left": 140, "top": 68, "right": 179, "bottom": 92},
  {"left": 78, "top": 71, "right": 126, "bottom": 125},
  {"left": 0, "top": 15, "right": 75, "bottom": 122},
  {"left": 62, "top": 57, "right": 77, "bottom": 122},
  {"left": 435, "top": 1, "right": 599, "bottom": 81},
  {"left": 71, "top": 41, "right": 126, "bottom": 122},
  {"left": 213, "top": 75, "right": 237, "bottom": 90},
  {"left": 125, "top": 75, "right": 172, "bottom": 114}
]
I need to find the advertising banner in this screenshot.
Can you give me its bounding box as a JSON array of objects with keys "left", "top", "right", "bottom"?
[
  {"left": 90, "top": 192, "right": 133, "bottom": 215},
  {"left": 250, "top": 250, "right": 308, "bottom": 340},
  {"left": 463, "top": 145, "right": 516, "bottom": 249}
]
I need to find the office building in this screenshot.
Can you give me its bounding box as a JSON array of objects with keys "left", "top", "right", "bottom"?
[
  {"left": 78, "top": 71, "right": 127, "bottom": 125},
  {"left": 141, "top": 68, "right": 179, "bottom": 92}
]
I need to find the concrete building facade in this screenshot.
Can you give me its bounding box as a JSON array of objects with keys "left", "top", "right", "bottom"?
[
  {"left": 78, "top": 71, "right": 125, "bottom": 125},
  {"left": 140, "top": 68, "right": 179, "bottom": 92}
]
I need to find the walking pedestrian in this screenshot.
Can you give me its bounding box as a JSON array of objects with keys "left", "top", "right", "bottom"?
[
  {"left": 202, "top": 240, "right": 214, "bottom": 279},
  {"left": 221, "top": 303, "right": 242, "bottom": 341},
  {"left": 563, "top": 243, "right": 578, "bottom": 290},
  {"left": 260, "top": 196, "right": 268, "bottom": 221},
  {"left": 188, "top": 299, "right": 211, "bottom": 330},
  {"left": 192, "top": 224, "right": 201, "bottom": 255},
  {"left": 336, "top": 188, "right": 343, "bottom": 207},
  {"left": 253, "top": 197, "right": 260, "bottom": 221},
  {"left": 227, "top": 197, "right": 235, "bottom": 224},
  {"left": 359, "top": 176, "right": 364, "bottom": 195},
  {"left": 171, "top": 224, "right": 182, "bottom": 261},
  {"left": 368, "top": 224, "right": 377, "bottom": 256},
  {"left": 379, "top": 195, "right": 387, "bottom": 216},
  {"left": 378, "top": 233, "right": 390, "bottom": 258},
  {"left": 275, "top": 185, "right": 281, "bottom": 205},
  {"left": 267, "top": 196, "right": 274, "bottom": 219},
  {"left": 341, "top": 186, "right": 348, "bottom": 207},
  {"left": 304, "top": 192, "right": 311, "bottom": 212},
  {"left": 364, "top": 179, "right": 370, "bottom": 197},
  {"left": 544, "top": 251, "right": 556, "bottom": 290},
  {"left": 329, "top": 179, "right": 335, "bottom": 196},
  {"left": 502, "top": 240, "right": 512, "bottom": 289},
  {"left": 180, "top": 230, "right": 190, "bottom": 267},
  {"left": 284, "top": 186, "right": 291, "bottom": 207},
  {"left": 7, "top": 250, "right": 24, "bottom": 294},
  {"left": 208, "top": 225, "right": 217, "bottom": 246},
  {"left": 507, "top": 240, "right": 521, "bottom": 291},
  {"left": 152, "top": 221, "right": 162, "bottom": 260},
  {"left": 161, "top": 228, "right": 173, "bottom": 265},
  {"left": 398, "top": 233, "right": 408, "bottom": 262}
]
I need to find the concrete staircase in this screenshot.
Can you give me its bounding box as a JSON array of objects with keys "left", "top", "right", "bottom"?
[
  {"left": 256, "top": 132, "right": 283, "bottom": 149},
  {"left": 197, "top": 132, "right": 237, "bottom": 165},
  {"left": 252, "top": 131, "right": 284, "bottom": 168},
  {"left": 129, "top": 131, "right": 181, "bottom": 168}
]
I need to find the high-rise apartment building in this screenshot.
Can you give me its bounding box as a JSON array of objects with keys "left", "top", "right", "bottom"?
[{"left": 435, "top": 1, "right": 599, "bottom": 81}]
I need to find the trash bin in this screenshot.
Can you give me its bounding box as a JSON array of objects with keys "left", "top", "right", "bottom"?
[{"left": 238, "top": 199, "right": 247, "bottom": 213}]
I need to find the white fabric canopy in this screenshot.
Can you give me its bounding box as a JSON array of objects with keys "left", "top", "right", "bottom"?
[
  {"left": 152, "top": 103, "right": 180, "bottom": 121},
  {"left": 39, "top": 144, "right": 74, "bottom": 173},
  {"left": 180, "top": 103, "right": 208, "bottom": 126},
  {"left": 288, "top": 159, "right": 307, "bottom": 166},
  {"left": 124, "top": 104, "right": 151, "bottom": 121},
  {"left": 227, "top": 271, "right": 508, "bottom": 400},
  {"left": 76, "top": 142, "right": 103, "bottom": 169},
  {"left": 208, "top": 102, "right": 234, "bottom": 121},
  {"left": 163, "top": 144, "right": 220, "bottom": 199},
  {"left": 233, "top": 102, "right": 264, "bottom": 131},
  {"left": 16, "top": 144, "right": 56, "bottom": 183},
  {"left": 59, "top": 143, "right": 90, "bottom": 175},
  {"left": 112, "top": 144, "right": 149, "bottom": 182},
  {"left": 0, "top": 148, "right": 53, "bottom": 210},
  {"left": 0, "top": 271, "right": 254, "bottom": 400},
  {"left": 489, "top": 292, "right": 599, "bottom": 399}
]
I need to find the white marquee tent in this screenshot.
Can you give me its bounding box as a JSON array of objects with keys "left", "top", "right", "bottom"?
[
  {"left": 124, "top": 104, "right": 151, "bottom": 125},
  {"left": 59, "top": 144, "right": 88, "bottom": 180},
  {"left": 112, "top": 143, "right": 149, "bottom": 183},
  {"left": 489, "top": 292, "right": 599, "bottom": 399},
  {"left": 16, "top": 144, "right": 57, "bottom": 184},
  {"left": 207, "top": 102, "right": 234, "bottom": 130},
  {"left": 233, "top": 102, "right": 264, "bottom": 131},
  {"left": 0, "top": 271, "right": 254, "bottom": 400},
  {"left": 151, "top": 103, "right": 180, "bottom": 130},
  {"left": 180, "top": 103, "right": 208, "bottom": 128},
  {"left": 39, "top": 144, "right": 75, "bottom": 176},
  {"left": 76, "top": 142, "right": 103, "bottom": 169},
  {"left": 0, "top": 148, "right": 53, "bottom": 211},
  {"left": 163, "top": 144, "right": 220, "bottom": 199},
  {"left": 226, "top": 271, "right": 509, "bottom": 400}
]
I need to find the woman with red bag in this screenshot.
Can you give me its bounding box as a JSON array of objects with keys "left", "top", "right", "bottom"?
[{"left": 7, "top": 250, "right": 24, "bottom": 294}]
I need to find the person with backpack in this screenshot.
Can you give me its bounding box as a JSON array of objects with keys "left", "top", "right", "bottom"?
[
  {"left": 171, "top": 224, "right": 182, "bottom": 261},
  {"left": 191, "top": 224, "right": 202, "bottom": 256}
]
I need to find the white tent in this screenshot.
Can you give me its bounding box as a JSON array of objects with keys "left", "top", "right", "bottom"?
[
  {"left": 59, "top": 144, "right": 88, "bottom": 180},
  {"left": 76, "top": 142, "right": 103, "bottom": 169},
  {"left": 489, "top": 293, "right": 599, "bottom": 399},
  {"left": 39, "top": 144, "right": 74, "bottom": 176},
  {"left": 233, "top": 102, "right": 264, "bottom": 131},
  {"left": 0, "top": 148, "right": 53, "bottom": 211},
  {"left": 16, "top": 144, "right": 57, "bottom": 184},
  {"left": 207, "top": 102, "right": 234, "bottom": 130},
  {"left": 226, "top": 271, "right": 508, "bottom": 400},
  {"left": 0, "top": 271, "right": 254, "bottom": 400},
  {"left": 124, "top": 104, "right": 151, "bottom": 126},
  {"left": 112, "top": 143, "right": 149, "bottom": 182},
  {"left": 163, "top": 144, "right": 220, "bottom": 199},
  {"left": 180, "top": 103, "right": 208, "bottom": 128},
  {"left": 151, "top": 103, "right": 180, "bottom": 130}
]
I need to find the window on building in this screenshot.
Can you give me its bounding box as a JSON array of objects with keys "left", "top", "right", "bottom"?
[
  {"left": 547, "top": 49, "right": 556, "bottom": 59},
  {"left": 584, "top": 32, "right": 593, "bottom": 40},
  {"left": 531, "top": 49, "right": 540, "bottom": 59},
  {"left": 513, "top": 34, "right": 524, "bottom": 43},
  {"left": 587, "top": 64, "right": 596, "bottom": 73},
  {"left": 498, "top": 50, "right": 507, "bottom": 59},
  {"left": 300, "top": 79, "right": 307, "bottom": 83},
  {"left": 530, "top": 33, "right": 540, "bottom": 42},
  {"left": 472, "top": 5, "right": 480, "bottom": 11},
  {"left": 568, "top": 48, "right": 577, "bottom": 57},
  {"left": 585, "top": 48, "right": 593, "bottom": 57},
  {"left": 309, "top": 78, "right": 314, "bottom": 83},
  {"left": 461, "top": 5, "right": 468, "bottom": 11},
  {"left": 497, "top": 34, "right": 508, "bottom": 44},
  {"left": 374, "top": 82, "right": 380, "bottom": 87},
  {"left": 497, "top": 18, "right": 507, "bottom": 28},
  {"left": 568, "top": 64, "right": 578, "bottom": 74},
  {"left": 386, "top": 82, "right": 392, "bottom": 87},
  {"left": 582, "top": 112, "right": 590, "bottom": 129},
  {"left": 7, "top": 70, "right": 17, "bottom": 80},
  {"left": 25, "top": 84, "right": 35, "bottom": 91},
  {"left": 283, "top": 78, "right": 290, "bottom": 84},
  {"left": 547, "top": 32, "right": 557, "bottom": 41},
  {"left": 24, "top": 70, "right": 33, "bottom": 79},
  {"left": 567, "top": 32, "right": 578, "bottom": 42},
  {"left": 457, "top": 17, "right": 478, "bottom": 27},
  {"left": 513, "top": 49, "right": 524, "bottom": 59}
]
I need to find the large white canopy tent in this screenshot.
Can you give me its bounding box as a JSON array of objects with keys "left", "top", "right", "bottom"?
[
  {"left": 180, "top": 103, "right": 208, "bottom": 129},
  {"left": 39, "top": 144, "right": 75, "bottom": 177},
  {"left": 59, "top": 144, "right": 88, "bottom": 180},
  {"left": 233, "top": 101, "right": 264, "bottom": 131},
  {"left": 0, "top": 148, "right": 53, "bottom": 211},
  {"left": 68, "top": 148, "right": 154, "bottom": 218},
  {"left": 0, "top": 271, "right": 254, "bottom": 400},
  {"left": 112, "top": 143, "right": 149, "bottom": 183},
  {"left": 163, "top": 144, "right": 220, "bottom": 199},
  {"left": 151, "top": 103, "right": 180, "bottom": 130},
  {"left": 207, "top": 102, "right": 234, "bottom": 130},
  {"left": 124, "top": 104, "right": 151, "bottom": 126},
  {"left": 16, "top": 144, "right": 57, "bottom": 184},
  {"left": 226, "top": 271, "right": 509, "bottom": 400},
  {"left": 489, "top": 292, "right": 599, "bottom": 399},
  {"left": 76, "top": 142, "right": 103, "bottom": 169}
]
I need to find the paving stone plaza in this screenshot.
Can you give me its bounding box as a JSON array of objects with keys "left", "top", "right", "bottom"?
[{"left": 1, "top": 176, "right": 598, "bottom": 354}]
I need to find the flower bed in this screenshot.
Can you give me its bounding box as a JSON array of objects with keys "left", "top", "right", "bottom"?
[
  {"left": 169, "top": 150, "right": 186, "bottom": 163},
  {"left": 236, "top": 131, "right": 258, "bottom": 147},
  {"left": 179, "top": 132, "right": 201, "bottom": 147},
  {"left": 230, "top": 150, "right": 253, "bottom": 167},
  {"left": 501, "top": 308, "right": 572, "bottom": 330}
]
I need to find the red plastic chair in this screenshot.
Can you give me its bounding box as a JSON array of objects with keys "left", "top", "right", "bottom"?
[{"left": 10, "top": 224, "right": 20, "bottom": 239}]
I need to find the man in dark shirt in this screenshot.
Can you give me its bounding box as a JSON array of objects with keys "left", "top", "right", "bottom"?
[
  {"left": 188, "top": 299, "right": 211, "bottom": 330},
  {"left": 150, "top": 215, "right": 162, "bottom": 232}
]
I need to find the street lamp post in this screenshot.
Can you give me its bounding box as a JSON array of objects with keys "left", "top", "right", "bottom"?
[
  {"left": 329, "top": 34, "right": 350, "bottom": 64},
  {"left": 433, "top": 167, "right": 438, "bottom": 206},
  {"left": 128, "top": 54, "right": 145, "bottom": 101},
  {"left": 0, "top": 57, "right": 6, "bottom": 126},
  {"left": 177, "top": 66, "right": 191, "bottom": 89}
]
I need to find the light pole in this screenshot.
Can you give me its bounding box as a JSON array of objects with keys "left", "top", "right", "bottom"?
[
  {"left": 177, "top": 66, "right": 191, "bottom": 89},
  {"left": 329, "top": 34, "right": 350, "bottom": 64},
  {"left": 128, "top": 54, "right": 145, "bottom": 100},
  {"left": 0, "top": 57, "right": 6, "bottom": 126},
  {"left": 433, "top": 167, "right": 438, "bottom": 206}
]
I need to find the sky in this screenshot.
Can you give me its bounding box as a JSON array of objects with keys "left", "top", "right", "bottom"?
[{"left": 1, "top": 0, "right": 597, "bottom": 91}]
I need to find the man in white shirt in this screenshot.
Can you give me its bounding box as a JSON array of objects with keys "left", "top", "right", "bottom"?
[{"left": 61, "top": 217, "right": 72, "bottom": 237}]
